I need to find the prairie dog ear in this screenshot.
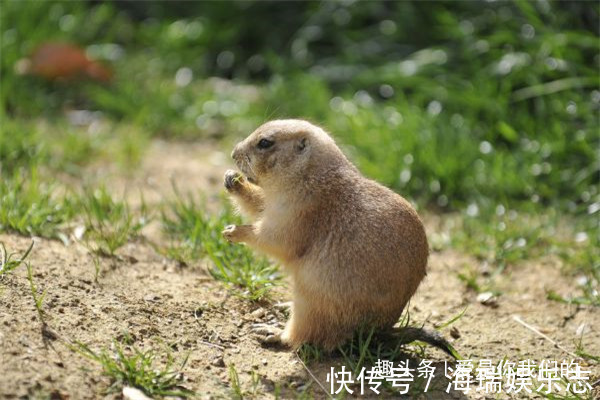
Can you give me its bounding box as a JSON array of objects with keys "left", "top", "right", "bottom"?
[{"left": 295, "top": 137, "right": 308, "bottom": 153}]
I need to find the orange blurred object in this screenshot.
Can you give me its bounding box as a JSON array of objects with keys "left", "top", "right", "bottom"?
[{"left": 19, "top": 42, "right": 112, "bottom": 82}]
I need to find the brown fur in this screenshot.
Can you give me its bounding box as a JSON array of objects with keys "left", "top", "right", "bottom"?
[{"left": 223, "top": 119, "right": 428, "bottom": 350}]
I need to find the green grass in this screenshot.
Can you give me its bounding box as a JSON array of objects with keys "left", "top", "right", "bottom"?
[
  {"left": 80, "top": 187, "right": 150, "bottom": 257},
  {"left": 3, "top": 2, "right": 597, "bottom": 213},
  {"left": 453, "top": 211, "right": 551, "bottom": 268},
  {"left": 0, "top": 241, "right": 34, "bottom": 277},
  {"left": 450, "top": 207, "right": 599, "bottom": 305},
  {"left": 228, "top": 364, "right": 244, "bottom": 400},
  {"left": 25, "top": 260, "right": 46, "bottom": 322},
  {"left": 204, "top": 208, "right": 281, "bottom": 302},
  {"left": 1, "top": 119, "right": 97, "bottom": 175},
  {"left": 161, "top": 189, "right": 281, "bottom": 301},
  {"left": 0, "top": 170, "right": 75, "bottom": 238},
  {"left": 159, "top": 186, "right": 214, "bottom": 264},
  {"left": 547, "top": 289, "right": 600, "bottom": 307},
  {"left": 228, "top": 364, "right": 264, "bottom": 399},
  {"left": 2, "top": 3, "right": 597, "bottom": 212},
  {"left": 74, "top": 340, "right": 194, "bottom": 398},
  {"left": 1, "top": 118, "right": 149, "bottom": 177},
  {"left": 574, "top": 336, "right": 600, "bottom": 363}
]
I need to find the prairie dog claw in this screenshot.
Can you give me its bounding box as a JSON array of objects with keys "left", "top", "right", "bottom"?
[{"left": 251, "top": 323, "right": 284, "bottom": 345}]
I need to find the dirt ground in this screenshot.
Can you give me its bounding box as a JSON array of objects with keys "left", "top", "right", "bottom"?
[{"left": 1, "top": 140, "right": 598, "bottom": 399}]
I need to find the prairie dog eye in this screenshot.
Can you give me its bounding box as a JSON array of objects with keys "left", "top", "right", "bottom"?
[{"left": 257, "top": 138, "right": 274, "bottom": 149}]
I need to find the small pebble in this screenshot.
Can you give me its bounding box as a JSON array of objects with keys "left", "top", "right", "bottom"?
[
  {"left": 143, "top": 294, "right": 161, "bottom": 302},
  {"left": 123, "top": 386, "right": 152, "bottom": 400},
  {"left": 211, "top": 356, "right": 225, "bottom": 368},
  {"left": 477, "top": 291, "right": 499, "bottom": 308},
  {"left": 250, "top": 308, "right": 266, "bottom": 319},
  {"left": 450, "top": 327, "right": 461, "bottom": 339}
]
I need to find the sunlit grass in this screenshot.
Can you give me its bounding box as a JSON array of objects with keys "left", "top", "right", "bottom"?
[
  {"left": 0, "top": 240, "right": 33, "bottom": 277},
  {"left": 80, "top": 187, "right": 150, "bottom": 257},
  {"left": 25, "top": 260, "right": 46, "bottom": 322},
  {"left": 0, "top": 170, "right": 75, "bottom": 238},
  {"left": 73, "top": 340, "right": 194, "bottom": 398},
  {"left": 160, "top": 189, "right": 281, "bottom": 301},
  {"left": 449, "top": 207, "right": 599, "bottom": 305}
]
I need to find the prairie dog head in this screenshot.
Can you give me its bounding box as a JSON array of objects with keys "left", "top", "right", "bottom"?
[{"left": 231, "top": 119, "right": 347, "bottom": 189}]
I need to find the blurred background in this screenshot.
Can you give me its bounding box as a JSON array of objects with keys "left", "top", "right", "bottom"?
[{"left": 1, "top": 0, "right": 598, "bottom": 227}]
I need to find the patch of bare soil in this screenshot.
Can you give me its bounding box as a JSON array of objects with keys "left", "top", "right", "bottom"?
[{"left": 1, "top": 140, "right": 598, "bottom": 399}]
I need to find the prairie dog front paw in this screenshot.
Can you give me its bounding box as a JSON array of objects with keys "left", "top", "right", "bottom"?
[
  {"left": 224, "top": 169, "right": 245, "bottom": 192},
  {"left": 222, "top": 224, "right": 254, "bottom": 243},
  {"left": 222, "top": 224, "right": 238, "bottom": 242}
]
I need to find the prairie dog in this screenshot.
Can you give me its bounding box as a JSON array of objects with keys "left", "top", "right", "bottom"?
[{"left": 223, "top": 119, "right": 428, "bottom": 350}]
